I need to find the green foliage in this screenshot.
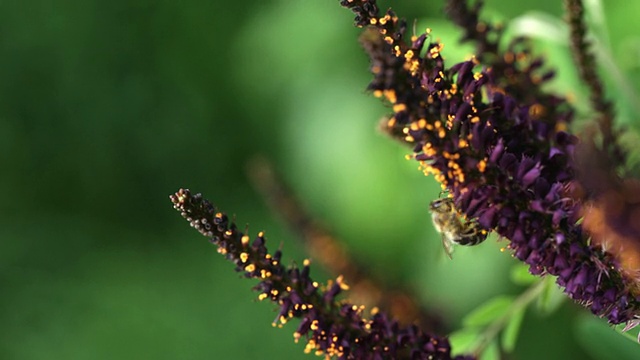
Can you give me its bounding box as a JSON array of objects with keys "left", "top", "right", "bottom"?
[
  {"left": 536, "top": 277, "right": 567, "bottom": 316},
  {"left": 501, "top": 306, "right": 526, "bottom": 353},
  {"left": 481, "top": 340, "right": 501, "bottom": 360},
  {"left": 449, "top": 328, "right": 482, "bottom": 354},
  {"left": 2, "top": 0, "right": 639, "bottom": 359},
  {"left": 575, "top": 315, "right": 640, "bottom": 360},
  {"left": 463, "top": 296, "right": 515, "bottom": 327},
  {"left": 510, "top": 263, "right": 538, "bottom": 286}
]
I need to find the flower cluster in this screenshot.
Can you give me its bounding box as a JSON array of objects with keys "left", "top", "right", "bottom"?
[
  {"left": 340, "top": 0, "right": 640, "bottom": 323},
  {"left": 170, "top": 189, "right": 473, "bottom": 359}
]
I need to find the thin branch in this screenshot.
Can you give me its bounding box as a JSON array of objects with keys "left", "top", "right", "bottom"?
[
  {"left": 564, "top": 0, "right": 613, "bottom": 127},
  {"left": 246, "top": 156, "right": 446, "bottom": 332},
  {"left": 564, "top": 0, "right": 625, "bottom": 168}
]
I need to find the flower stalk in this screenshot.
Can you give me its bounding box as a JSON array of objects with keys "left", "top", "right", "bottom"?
[
  {"left": 342, "top": 0, "right": 640, "bottom": 323},
  {"left": 170, "top": 189, "right": 473, "bottom": 359}
]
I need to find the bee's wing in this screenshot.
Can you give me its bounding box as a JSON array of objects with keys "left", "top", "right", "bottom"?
[{"left": 441, "top": 233, "right": 455, "bottom": 259}]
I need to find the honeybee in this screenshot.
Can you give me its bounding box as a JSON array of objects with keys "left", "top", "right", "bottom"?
[{"left": 429, "top": 197, "right": 487, "bottom": 258}]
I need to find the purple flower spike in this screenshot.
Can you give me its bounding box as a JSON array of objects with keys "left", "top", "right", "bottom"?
[
  {"left": 343, "top": 0, "right": 640, "bottom": 324},
  {"left": 171, "top": 189, "right": 474, "bottom": 359}
]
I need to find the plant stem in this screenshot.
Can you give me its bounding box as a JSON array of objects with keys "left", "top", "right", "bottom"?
[{"left": 471, "top": 277, "right": 549, "bottom": 356}]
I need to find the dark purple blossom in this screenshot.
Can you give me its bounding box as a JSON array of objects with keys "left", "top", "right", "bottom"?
[
  {"left": 341, "top": 0, "right": 640, "bottom": 323},
  {"left": 170, "top": 189, "right": 473, "bottom": 359}
]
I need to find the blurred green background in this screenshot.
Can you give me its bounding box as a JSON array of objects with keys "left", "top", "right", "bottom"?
[{"left": 3, "top": 0, "right": 640, "bottom": 359}]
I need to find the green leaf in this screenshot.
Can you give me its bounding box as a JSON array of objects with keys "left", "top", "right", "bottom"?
[
  {"left": 481, "top": 340, "right": 500, "bottom": 360},
  {"left": 575, "top": 315, "right": 640, "bottom": 360},
  {"left": 536, "top": 277, "right": 566, "bottom": 316},
  {"left": 583, "top": 0, "right": 610, "bottom": 49},
  {"left": 504, "top": 11, "right": 567, "bottom": 44},
  {"left": 463, "top": 296, "right": 514, "bottom": 327},
  {"left": 449, "top": 328, "right": 481, "bottom": 354},
  {"left": 501, "top": 306, "right": 526, "bottom": 353},
  {"left": 509, "top": 263, "right": 538, "bottom": 286}
]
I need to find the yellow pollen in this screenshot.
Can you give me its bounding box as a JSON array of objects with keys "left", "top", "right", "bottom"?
[
  {"left": 303, "top": 258, "right": 311, "bottom": 266},
  {"left": 458, "top": 139, "right": 468, "bottom": 148},
  {"left": 336, "top": 275, "right": 350, "bottom": 290},
  {"left": 407, "top": 60, "right": 420, "bottom": 74},
  {"left": 258, "top": 293, "right": 268, "bottom": 301},
  {"left": 404, "top": 50, "right": 414, "bottom": 60},
  {"left": 373, "top": 89, "right": 383, "bottom": 98},
  {"left": 241, "top": 235, "right": 250, "bottom": 246},
  {"left": 477, "top": 159, "right": 487, "bottom": 172},
  {"left": 240, "top": 252, "right": 249, "bottom": 263},
  {"left": 555, "top": 122, "right": 567, "bottom": 132},
  {"left": 393, "top": 103, "right": 407, "bottom": 112},
  {"left": 423, "top": 146, "right": 436, "bottom": 156},
  {"left": 529, "top": 103, "right": 545, "bottom": 118},
  {"left": 384, "top": 89, "right": 397, "bottom": 103},
  {"left": 244, "top": 264, "right": 256, "bottom": 272},
  {"left": 258, "top": 231, "right": 264, "bottom": 237},
  {"left": 304, "top": 340, "right": 316, "bottom": 354}
]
